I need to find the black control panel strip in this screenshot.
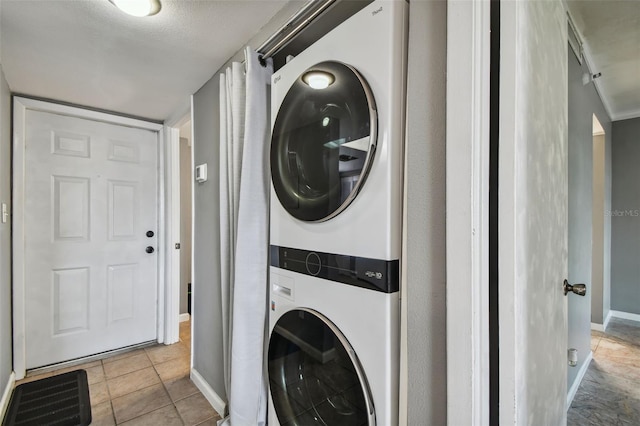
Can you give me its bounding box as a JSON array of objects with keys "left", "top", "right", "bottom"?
[{"left": 270, "top": 245, "right": 400, "bottom": 294}]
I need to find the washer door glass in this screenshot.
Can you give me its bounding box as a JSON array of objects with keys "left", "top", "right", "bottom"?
[
  {"left": 268, "top": 309, "right": 374, "bottom": 425},
  {"left": 271, "top": 61, "right": 377, "bottom": 222}
]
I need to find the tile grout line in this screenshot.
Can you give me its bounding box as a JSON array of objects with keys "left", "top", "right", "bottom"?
[
  {"left": 102, "top": 359, "right": 118, "bottom": 426},
  {"left": 162, "top": 375, "right": 188, "bottom": 426},
  {"left": 115, "top": 344, "right": 193, "bottom": 424}
]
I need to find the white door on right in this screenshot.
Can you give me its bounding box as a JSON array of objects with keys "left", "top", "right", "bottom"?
[{"left": 23, "top": 108, "right": 159, "bottom": 369}]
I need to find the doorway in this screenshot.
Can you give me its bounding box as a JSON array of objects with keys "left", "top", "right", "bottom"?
[
  {"left": 591, "top": 115, "right": 609, "bottom": 330},
  {"left": 12, "top": 98, "right": 166, "bottom": 378},
  {"left": 179, "top": 120, "right": 193, "bottom": 321}
]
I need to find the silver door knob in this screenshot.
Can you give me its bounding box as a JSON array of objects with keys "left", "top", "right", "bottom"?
[{"left": 563, "top": 279, "right": 586, "bottom": 296}]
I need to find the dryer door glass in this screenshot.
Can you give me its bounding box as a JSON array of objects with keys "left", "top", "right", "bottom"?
[
  {"left": 271, "top": 61, "right": 377, "bottom": 222},
  {"left": 268, "top": 309, "right": 374, "bottom": 425}
]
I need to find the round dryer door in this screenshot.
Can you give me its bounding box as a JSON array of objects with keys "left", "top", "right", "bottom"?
[
  {"left": 271, "top": 61, "right": 377, "bottom": 222},
  {"left": 268, "top": 309, "right": 375, "bottom": 425}
]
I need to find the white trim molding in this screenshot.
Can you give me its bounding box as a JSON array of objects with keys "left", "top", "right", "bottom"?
[
  {"left": 610, "top": 310, "right": 640, "bottom": 323},
  {"left": 12, "top": 97, "right": 166, "bottom": 379},
  {"left": 603, "top": 309, "right": 612, "bottom": 330},
  {"left": 191, "top": 368, "right": 227, "bottom": 418},
  {"left": 567, "top": 351, "right": 592, "bottom": 409},
  {"left": 497, "top": 2, "right": 519, "bottom": 423},
  {"left": 179, "top": 313, "right": 190, "bottom": 323},
  {"left": 591, "top": 310, "right": 613, "bottom": 332},
  {"left": 445, "top": 0, "right": 491, "bottom": 425},
  {"left": 611, "top": 108, "right": 640, "bottom": 122},
  {"left": 160, "top": 125, "right": 182, "bottom": 345},
  {"left": 0, "top": 372, "right": 15, "bottom": 421}
]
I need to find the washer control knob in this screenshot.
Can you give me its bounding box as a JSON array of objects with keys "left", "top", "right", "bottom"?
[{"left": 305, "top": 252, "right": 322, "bottom": 276}]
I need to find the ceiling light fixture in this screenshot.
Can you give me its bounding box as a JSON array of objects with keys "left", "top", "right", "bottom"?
[
  {"left": 110, "top": 0, "right": 161, "bottom": 17},
  {"left": 302, "top": 71, "right": 335, "bottom": 90}
]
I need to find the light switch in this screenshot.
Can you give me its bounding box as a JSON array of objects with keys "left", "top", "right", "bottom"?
[{"left": 1, "top": 203, "right": 7, "bottom": 223}]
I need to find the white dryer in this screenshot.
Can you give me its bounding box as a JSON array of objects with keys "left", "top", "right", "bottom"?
[{"left": 268, "top": 1, "right": 407, "bottom": 425}]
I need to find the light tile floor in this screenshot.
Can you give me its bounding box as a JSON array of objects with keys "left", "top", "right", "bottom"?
[
  {"left": 16, "top": 320, "right": 222, "bottom": 426},
  {"left": 568, "top": 317, "right": 640, "bottom": 425}
]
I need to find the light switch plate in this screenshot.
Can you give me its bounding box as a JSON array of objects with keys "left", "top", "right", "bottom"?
[{"left": 1, "top": 203, "right": 7, "bottom": 223}]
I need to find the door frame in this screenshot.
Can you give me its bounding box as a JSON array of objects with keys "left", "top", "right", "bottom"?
[
  {"left": 164, "top": 108, "right": 192, "bottom": 317},
  {"left": 11, "top": 97, "right": 175, "bottom": 379},
  {"left": 445, "top": 0, "right": 491, "bottom": 424}
]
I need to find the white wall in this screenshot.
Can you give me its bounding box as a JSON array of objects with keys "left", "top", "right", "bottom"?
[{"left": 499, "top": 0, "right": 569, "bottom": 423}]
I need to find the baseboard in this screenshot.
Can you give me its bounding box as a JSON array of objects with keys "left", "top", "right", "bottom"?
[
  {"left": 179, "top": 313, "right": 190, "bottom": 323},
  {"left": 610, "top": 310, "right": 640, "bottom": 323},
  {"left": 567, "top": 351, "right": 592, "bottom": 410},
  {"left": 0, "top": 372, "right": 16, "bottom": 421},
  {"left": 191, "top": 368, "right": 226, "bottom": 418},
  {"left": 603, "top": 310, "right": 613, "bottom": 330},
  {"left": 591, "top": 310, "right": 615, "bottom": 332}
]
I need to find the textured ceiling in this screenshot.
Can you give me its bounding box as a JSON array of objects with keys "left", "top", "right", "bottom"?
[
  {"left": 0, "top": 0, "right": 292, "bottom": 121},
  {"left": 567, "top": 0, "right": 640, "bottom": 121}
]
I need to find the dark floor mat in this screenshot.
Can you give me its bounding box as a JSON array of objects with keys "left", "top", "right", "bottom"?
[{"left": 2, "top": 370, "right": 91, "bottom": 426}]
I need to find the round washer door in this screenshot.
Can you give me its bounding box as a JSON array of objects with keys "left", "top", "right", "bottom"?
[
  {"left": 268, "top": 309, "right": 375, "bottom": 425},
  {"left": 271, "top": 61, "right": 377, "bottom": 222}
]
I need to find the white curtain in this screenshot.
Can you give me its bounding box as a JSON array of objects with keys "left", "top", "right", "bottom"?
[{"left": 219, "top": 47, "right": 273, "bottom": 426}]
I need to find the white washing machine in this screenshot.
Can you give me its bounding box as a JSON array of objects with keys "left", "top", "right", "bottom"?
[{"left": 268, "top": 1, "right": 407, "bottom": 425}]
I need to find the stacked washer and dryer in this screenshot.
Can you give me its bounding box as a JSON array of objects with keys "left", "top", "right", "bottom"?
[{"left": 267, "top": 1, "right": 407, "bottom": 425}]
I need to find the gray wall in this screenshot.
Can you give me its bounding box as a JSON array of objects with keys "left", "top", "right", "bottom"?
[
  {"left": 192, "top": 78, "right": 225, "bottom": 398},
  {"left": 179, "top": 137, "right": 192, "bottom": 315},
  {"left": 567, "top": 49, "right": 611, "bottom": 391},
  {"left": 611, "top": 117, "right": 640, "bottom": 315},
  {"left": 0, "top": 66, "right": 13, "bottom": 391},
  {"left": 404, "top": 1, "right": 447, "bottom": 424}
]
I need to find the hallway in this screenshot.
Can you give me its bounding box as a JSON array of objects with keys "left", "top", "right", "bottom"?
[
  {"left": 14, "top": 320, "right": 220, "bottom": 425},
  {"left": 568, "top": 318, "right": 640, "bottom": 425}
]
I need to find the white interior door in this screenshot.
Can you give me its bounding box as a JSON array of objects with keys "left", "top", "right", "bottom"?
[
  {"left": 23, "top": 109, "right": 159, "bottom": 369},
  {"left": 498, "top": 1, "right": 569, "bottom": 423}
]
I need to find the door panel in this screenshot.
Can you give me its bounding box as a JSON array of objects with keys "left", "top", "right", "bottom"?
[
  {"left": 52, "top": 267, "right": 90, "bottom": 335},
  {"left": 24, "top": 109, "right": 158, "bottom": 369},
  {"left": 53, "top": 176, "right": 90, "bottom": 241},
  {"left": 108, "top": 180, "right": 137, "bottom": 239}
]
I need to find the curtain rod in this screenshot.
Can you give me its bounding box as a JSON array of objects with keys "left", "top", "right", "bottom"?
[{"left": 256, "top": 0, "right": 337, "bottom": 65}]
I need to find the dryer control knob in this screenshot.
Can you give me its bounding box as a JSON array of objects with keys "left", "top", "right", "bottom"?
[{"left": 305, "top": 252, "right": 322, "bottom": 276}]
